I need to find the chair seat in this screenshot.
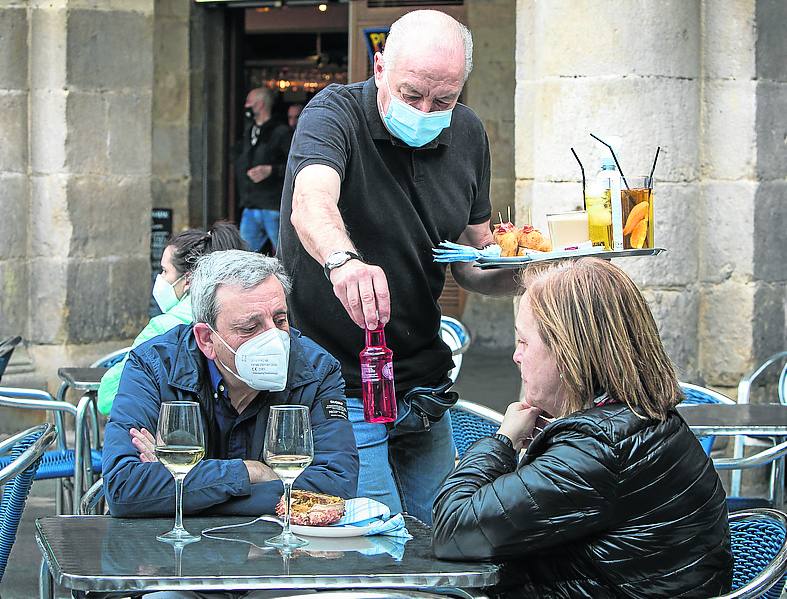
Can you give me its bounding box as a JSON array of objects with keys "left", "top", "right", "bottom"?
[
  {"left": 0, "top": 449, "right": 101, "bottom": 480},
  {"left": 727, "top": 497, "right": 774, "bottom": 511}
]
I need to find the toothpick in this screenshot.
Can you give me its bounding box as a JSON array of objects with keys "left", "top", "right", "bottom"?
[
  {"left": 507, "top": 206, "right": 511, "bottom": 223},
  {"left": 498, "top": 211, "right": 503, "bottom": 225}
]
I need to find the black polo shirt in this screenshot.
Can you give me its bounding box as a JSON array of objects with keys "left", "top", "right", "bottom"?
[{"left": 279, "top": 77, "right": 491, "bottom": 397}]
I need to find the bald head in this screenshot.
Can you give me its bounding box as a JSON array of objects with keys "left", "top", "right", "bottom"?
[{"left": 383, "top": 10, "right": 473, "bottom": 82}]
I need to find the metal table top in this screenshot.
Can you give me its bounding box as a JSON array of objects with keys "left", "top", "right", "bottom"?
[
  {"left": 36, "top": 515, "right": 499, "bottom": 594},
  {"left": 676, "top": 403, "right": 787, "bottom": 436},
  {"left": 57, "top": 367, "right": 108, "bottom": 391}
]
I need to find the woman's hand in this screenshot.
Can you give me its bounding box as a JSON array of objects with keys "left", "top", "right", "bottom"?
[{"left": 497, "top": 401, "right": 543, "bottom": 451}]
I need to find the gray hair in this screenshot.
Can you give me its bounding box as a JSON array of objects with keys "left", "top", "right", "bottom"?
[
  {"left": 190, "top": 250, "right": 292, "bottom": 327},
  {"left": 383, "top": 10, "right": 473, "bottom": 82},
  {"left": 252, "top": 87, "right": 276, "bottom": 110}
]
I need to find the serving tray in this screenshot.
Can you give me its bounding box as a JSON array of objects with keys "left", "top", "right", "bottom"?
[{"left": 474, "top": 247, "right": 667, "bottom": 270}]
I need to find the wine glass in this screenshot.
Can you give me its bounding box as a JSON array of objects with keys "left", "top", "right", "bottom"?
[
  {"left": 264, "top": 405, "right": 314, "bottom": 549},
  {"left": 155, "top": 401, "right": 205, "bottom": 544}
]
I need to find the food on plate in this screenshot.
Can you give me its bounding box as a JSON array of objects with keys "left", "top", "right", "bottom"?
[
  {"left": 493, "top": 221, "right": 519, "bottom": 257},
  {"left": 494, "top": 222, "right": 552, "bottom": 257},
  {"left": 276, "top": 490, "right": 345, "bottom": 526}
]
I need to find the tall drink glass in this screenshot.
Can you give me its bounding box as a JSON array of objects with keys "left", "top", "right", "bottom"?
[
  {"left": 264, "top": 405, "right": 314, "bottom": 549},
  {"left": 620, "top": 176, "right": 654, "bottom": 249},
  {"left": 155, "top": 401, "right": 205, "bottom": 544}
]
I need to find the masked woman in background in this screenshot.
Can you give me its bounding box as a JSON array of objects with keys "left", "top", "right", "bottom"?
[
  {"left": 97, "top": 221, "right": 246, "bottom": 415},
  {"left": 432, "top": 257, "right": 732, "bottom": 598}
]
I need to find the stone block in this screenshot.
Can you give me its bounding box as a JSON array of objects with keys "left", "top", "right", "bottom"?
[
  {"left": 65, "top": 259, "right": 112, "bottom": 343},
  {"left": 756, "top": 81, "right": 787, "bottom": 181},
  {"left": 108, "top": 92, "right": 152, "bottom": 175},
  {"left": 0, "top": 8, "right": 28, "bottom": 90},
  {"left": 462, "top": 293, "right": 515, "bottom": 350},
  {"left": 466, "top": 0, "right": 515, "bottom": 72},
  {"left": 699, "top": 281, "right": 755, "bottom": 386},
  {"left": 533, "top": 0, "right": 700, "bottom": 79},
  {"left": 66, "top": 175, "right": 150, "bottom": 259},
  {"left": 756, "top": 0, "right": 787, "bottom": 82},
  {"left": 753, "top": 180, "right": 787, "bottom": 282},
  {"left": 154, "top": 0, "right": 191, "bottom": 19},
  {"left": 0, "top": 260, "right": 30, "bottom": 337},
  {"left": 30, "top": 7, "right": 67, "bottom": 90},
  {"left": 0, "top": 92, "right": 28, "bottom": 172},
  {"left": 151, "top": 177, "right": 190, "bottom": 230},
  {"left": 640, "top": 287, "right": 700, "bottom": 381},
  {"left": 702, "top": 0, "right": 756, "bottom": 80},
  {"left": 513, "top": 178, "right": 534, "bottom": 226},
  {"left": 65, "top": 91, "right": 108, "bottom": 173},
  {"left": 699, "top": 181, "right": 756, "bottom": 284},
  {"left": 66, "top": 0, "right": 154, "bottom": 12},
  {"left": 66, "top": 9, "right": 153, "bottom": 90},
  {"left": 153, "top": 16, "right": 189, "bottom": 125},
  {"left": 701, "top": 80, "right": 756, "bottom": 180},
  {"left": 0, "top": 175, "right": 28, "bottom": 259},
  {"left": 29, "top": 174, "right": 71, "bottom": 258},
  {"left": 28, "top": 257, "right": 68, "bottom": 344},
  {"left": 515, "top": 0, "right": 537, "bottom": 81},
  {"left": 524, "top": 78, "right": 700, "bottom": 183},
  {"left": 152, "top": 124, "right": 189, "bottom": 177},
  {"left": 109, "top": 257, "right": 151, "bottom": 339},
  {"left": 30, "top": 89, "right": 67, "bottom": 173},
  {"left": 753, "top": 282, "right": 786, "bottom": 362},
  {"left": 620, "top": 182, "right": 699, "bottom": 288},
  {"left": 489, "top": 178, "right": 515, "bottom": 221},
  {"left": 513, "top": 80, "right": 536, "bottom": 180}
]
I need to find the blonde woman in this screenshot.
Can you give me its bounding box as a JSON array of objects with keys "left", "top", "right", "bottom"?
[{"left": 432, "top": 258, "right": 732, "bottom": 598}]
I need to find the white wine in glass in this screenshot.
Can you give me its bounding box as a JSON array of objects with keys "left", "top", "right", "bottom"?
[
  {"left": 264, "top": 405, "right": 314, "bottom": 549},
  {"left": 155, "top": 401, "right": 205, "bottom": 544}
]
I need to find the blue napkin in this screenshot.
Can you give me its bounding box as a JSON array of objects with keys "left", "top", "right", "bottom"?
[
  {"left": 432, "top": 241, "right": 502, "bottom": 263},
  {"left": 335, "top": 498, "right": 412, "bottom": 541}
]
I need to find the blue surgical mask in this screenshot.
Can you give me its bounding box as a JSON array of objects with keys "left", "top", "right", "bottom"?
[{"left": 381, "top": 75, "right": 453, "bottom": 148}]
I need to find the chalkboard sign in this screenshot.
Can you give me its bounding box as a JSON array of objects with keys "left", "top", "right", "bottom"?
[{"left": 149, "top": 208, "right": 173, "bottom": 317}]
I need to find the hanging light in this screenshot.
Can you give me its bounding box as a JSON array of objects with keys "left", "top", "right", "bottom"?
[{"left": 318, "top": 3, "right": 328, "bottom": 11}]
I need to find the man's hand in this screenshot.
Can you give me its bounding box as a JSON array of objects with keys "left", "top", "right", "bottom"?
[
  {"left": 130, "top": 427, "right": 157, "bottom": 462},
  {"left": 329, "top": 260, "right": 390, "bottom": 329},
  {"left": 243, "top": 460, "right": 279, "bottom": 484},
  {"left": 496, "top": 401, "right": 542, "bottom": 451},
  {"left": 247, "top": 165, "right": 273, "bottom": 183}
]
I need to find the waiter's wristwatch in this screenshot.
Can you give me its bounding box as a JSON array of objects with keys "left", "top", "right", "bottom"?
[{"left": 323, "top": 251, "right": 362, "bottom": 280}]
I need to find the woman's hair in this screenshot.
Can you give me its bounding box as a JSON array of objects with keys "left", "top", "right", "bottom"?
[
  {"left": 520, "top": 258, "right": 682, "bottom": 420},
  {"left": 167, "top": 221, "right": 247, "bottom": 277}
]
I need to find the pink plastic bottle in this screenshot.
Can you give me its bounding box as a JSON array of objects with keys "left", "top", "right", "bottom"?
[{"left": 360, "top": 325, "right": 397, "bottom": 423}]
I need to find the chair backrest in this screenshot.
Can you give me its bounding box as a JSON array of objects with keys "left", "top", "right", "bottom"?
[
  {"left": 679, "top": 382, "right": 735, "bottom": 456},
  {"left": 440, "top": 317, "right": 471, "bottom": 383},
  {"left": 714, "top": 509, "right": 787, "bottom": 599},
  {"left": 90, "top": 347, "right": 130, "bottom": 369},
  {"left": 0, "top": 422, "right": 57, "bottom": 582},
  {"left": 449, "top": 400, "right": 504, "bottom": 459},
  {"left": 0, "top": 336, "right": 22, "bottom": 382}
]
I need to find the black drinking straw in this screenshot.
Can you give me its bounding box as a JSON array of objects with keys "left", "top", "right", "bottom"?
[
  {"left": 648, "top": 146, "right": 660, "bottom": 187},
  {"left": 590, "top": 133, "right": 630, "bottom": 190},
  {"left": 570, "top": 147, "right": 586, "bottom": 209}
]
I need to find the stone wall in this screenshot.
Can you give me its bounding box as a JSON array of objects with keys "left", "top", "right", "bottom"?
[
  {"left": 462, "top": 0, "right": 517, "bottom": 348},
  {"left": 514, "top": 0, "right": 786, "bottom": 392},
  {"left": 0, "top": 1, "right": 185, "bottom": 420}
]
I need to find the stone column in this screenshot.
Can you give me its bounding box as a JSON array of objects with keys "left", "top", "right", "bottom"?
[
  {"left": 516, "top": 0, "right": 704, "bottom": 381},
  {"left": 26, "top": 0, "right": 154, "bottom": 384}
]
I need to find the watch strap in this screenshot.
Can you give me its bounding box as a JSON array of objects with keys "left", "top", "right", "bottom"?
[
  {"left": 323, "top": 251, "right": 362, "bottom": 280},
  {"left": 493, "top": 433, "right": 515, "bottom": 450}
]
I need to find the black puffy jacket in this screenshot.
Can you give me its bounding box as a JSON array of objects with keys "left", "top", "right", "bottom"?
[{"left": 433, "top": 404, "right": 733, "bottom": 598}]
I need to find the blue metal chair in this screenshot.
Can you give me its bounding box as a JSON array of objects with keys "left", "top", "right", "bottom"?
[
  {"left": 731, "top": 351, "right": 787, "bottom": 501},
  {"left": 0, "top": 422, "right": 57, "bottom": 583},
  {"left": 449, "top": 400, "right": 504, "bottom": 459},
  {"left": 713, "top": 508, "right": 787, "bottom": 599},
  {"left": 0, "top": 390, "right": 100, "bottom": 514},
  {"left": 0, "top": 336, "right": 21, "bottom": 382},
  {"left": 679, "top": 382, "right": 736, "bottom": 455},
  {"left": 90, "top": 347, "right": 130, "bottom": 369},
  {"left": 440, "top": 317, "right": 471, "bottom": 383}
]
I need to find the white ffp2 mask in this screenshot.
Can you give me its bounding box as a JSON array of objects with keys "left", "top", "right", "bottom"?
[{"left": 208, "top": 325, "right": 291, "bottom": 392}]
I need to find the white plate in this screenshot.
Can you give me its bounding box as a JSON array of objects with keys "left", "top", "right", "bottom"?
[{"left": 290, "top": 522, "right": 375, "bottom": 538}]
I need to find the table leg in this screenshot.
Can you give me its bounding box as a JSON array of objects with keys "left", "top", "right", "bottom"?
[{"left": 39, "top": 557, "right": 53, "bottom": 599}]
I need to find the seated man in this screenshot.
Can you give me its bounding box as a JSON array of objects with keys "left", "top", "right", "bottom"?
[{"left": 103, "top": 250, "right": 358, "bottom": 517}]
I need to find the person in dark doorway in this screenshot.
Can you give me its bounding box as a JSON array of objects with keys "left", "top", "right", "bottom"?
[
  {"left": 432, "top": 258, "right": 732, "bottom": 598},
  {"left": 235, "top": 87, "right": 292, "bottom": 254},
  {"left": 287, "top": 103, "right": 304, "bottom": 131},
  {"left": 279, "top": 10, "right": 518, "bottom": 525}
]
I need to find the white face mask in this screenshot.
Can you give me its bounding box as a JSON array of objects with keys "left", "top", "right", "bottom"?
[
  {"left": 208, "top": 325, "right": 291, "bottom": 392},
  {"left": 152, "top": 274, "right": 184, "bottom": 313}
]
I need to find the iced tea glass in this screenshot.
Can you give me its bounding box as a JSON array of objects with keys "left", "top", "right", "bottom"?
[{"left": 620, "top": 176, "right": 654, "bottom": 249}]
